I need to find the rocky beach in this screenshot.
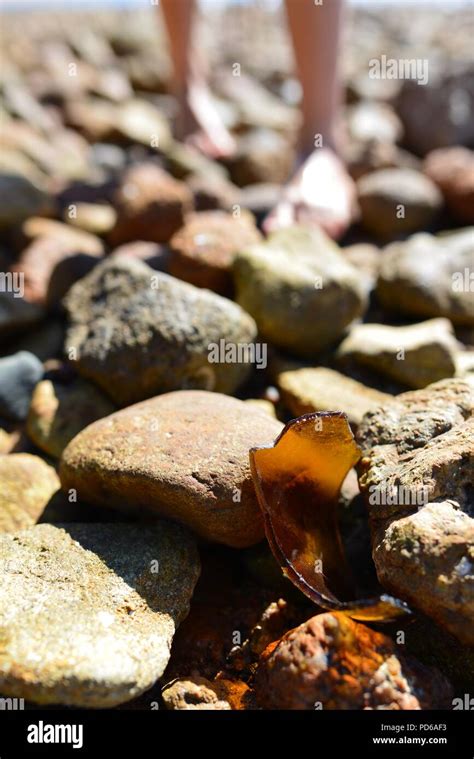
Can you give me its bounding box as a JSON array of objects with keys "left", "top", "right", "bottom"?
[{"left": 0, "top": 0, "right": 473, "bottom": 718}]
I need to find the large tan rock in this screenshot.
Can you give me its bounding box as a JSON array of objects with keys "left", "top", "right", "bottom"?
[
  {"left": 60, "top": 390, "right": 283, "bottom": 548},
  {"left": 0, "top": 522, "right": 200, "bottom": 707}
]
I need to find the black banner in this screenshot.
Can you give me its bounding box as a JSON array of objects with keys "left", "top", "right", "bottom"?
[{"left": 0, "top": 709, "right": 472, "bottom": 757}]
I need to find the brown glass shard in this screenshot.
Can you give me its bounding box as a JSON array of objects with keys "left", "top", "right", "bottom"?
[{"left": 249, "top": 412, "right": 410, "bottom": 622}]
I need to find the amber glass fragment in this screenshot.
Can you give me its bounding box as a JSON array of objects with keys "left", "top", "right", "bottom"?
[{"left": 250, "top": 412, "right": 410, "bottom": 622}]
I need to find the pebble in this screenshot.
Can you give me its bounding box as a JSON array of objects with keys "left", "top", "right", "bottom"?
[
  {"left": 357, "top": 168, "right": 442, "bottom": 240},
  {"left": 255, "top": 612, "right": 453, "bottom": 709},
  {"left": 423, "top": 147, "right": 474, "bottom": 224},
  {"left": 64, "top": 256, "right": 258, "bottom": 404},
  {"left": 233, "top": 226, "right": 368, "bottom": 358},
  {"left": 0, "top": 454, "right": 60, "bottom": 532},
  {"left": 337, "top": 318, "right": 458, "bottom": 389},
  {"left": 10, "top": 228, "right": 103, "bottom": 307},
  {"left": 224, "top": 129, "right": 294, "bottom": 187},
  {"left": 0, "top": 351, "right": 44, "bottom": 421},
  {"left": 162, "top": 677, "right": 250, "bottom": 710},
  {"left": 0, "top": 522, "right": 200, "bottom": 706},
  {"left": 62, "top": 202, "right": 117, "bottom": 235},
  {"left": 357, "top": 378, "right": 474, "bottom": 645},
  {"left": 27, "top": 376, "right": 116, "bottom": 458},
  {"left": 376, "top": 229, "right": 474, "bottom": 326},
  {"left": 59, "top": 390, "right": 283, "bottom": 547},
  {"left": 277, "top": 366, "right": 391, "bottom": 428},
  {"left": 109, "top": 162, "right": 193, "bottom": 245},
  {"left": 168, "top": 210, "right": 261, "bottom": 294}
]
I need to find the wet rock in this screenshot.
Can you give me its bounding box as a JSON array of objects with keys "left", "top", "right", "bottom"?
[
  {"left": 337, "top": 319, "right": 458, "bottom": 389},
  {"left": 224, "top": 129, "right": 294, "bottom": 187},
  {"left": 423, "top": 147, "right": 474, "bottom": 224},
  {"left": 357, "top": 168, "right": 442, "bottom": 240},
  {"left": 64, "top": 256, "right": 257, "bottom": 404},
  {"left": 0, "top": 454, "right": 60, "bottom": 532},
  {"left": 396, "top": 64, "right": 474, "bottom": 156},
  {"left": 0, "top": 522, "right": 200, "bottom": 707},
  {"left": 255, "top": 612, "right": 452, "bottom": 710},
  {"left": 277, "top": 366, "right": 391, "bottom": 428},
  {"left": 162, "top": 676, "right": 250, "bottom": 710},
  {"left": 63, "top": 202, "right": 117, "bottom": 235},
  {"left": 357, "top": 378, "right": 474, "bottom": 644},
  {"left": 169, "top": 211, "right": 261, "bottom": 294},
  {"left": 109, "top": 163, "right": 193, "bottom": 245},
  {"left": 233, "top": 226, "right": 368, "bottom": 358},
  {"left": 27, "top": 377, "right": 115, "bottom": 459},
  {"left": 0, "top": 351, "right": 43, "bottom": 421},
  {"left": 0, "top": 172, "right": 47, "bottom": 229},
  {"left": 376, "top": 229, "right": 474, "bottom": 326},
  {"left": 60, "top": 390, "right": 283, "bottom": 547}
]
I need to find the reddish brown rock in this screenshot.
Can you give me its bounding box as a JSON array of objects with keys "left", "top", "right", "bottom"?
[
  {"left": 109, "top": 163, "right": 193, "bottom": 245},
  {"left": 161, "top": 676, "right": 251, "bottom": 710},
  {"left": 169, "top": 210, "right": 261, "bottom": 294},
  {"left": 60, "top": 391, "right": 283, "bottom": 548},
  {"left": 255, "top": 612, "right": 453, "bottom": 710},
  {"left": 423, "top": 147, "right": 474, "bottom": 223},
  {"left": 10, "top": 220, "right": 103, "bottom": 307}
]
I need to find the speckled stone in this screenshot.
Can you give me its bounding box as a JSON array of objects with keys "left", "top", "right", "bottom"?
[
  {"left": 59, "top": 390, "right": 283, "bottom": 548},
  {"left": 0, "top": 522, "right": 200, "bottom": 707},
  {"left": 255, "top": 612, "right": 453, "bottom": 710},
  {"left": 64, "top": 256, "right": 258, "bottom": 405},
  {"left": 0, "top": 454, "right": 60, "bottom": 532},
  {"left": 357, "top": 378, "right": 474, "bottom": 645}
]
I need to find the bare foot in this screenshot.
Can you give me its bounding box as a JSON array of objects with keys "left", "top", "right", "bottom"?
[
  {"left": 176, "top": 80, "right": 236, "bottom": 160},
  {"left": 264, "top": 147, "right": 356, "bottom": 240}
]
